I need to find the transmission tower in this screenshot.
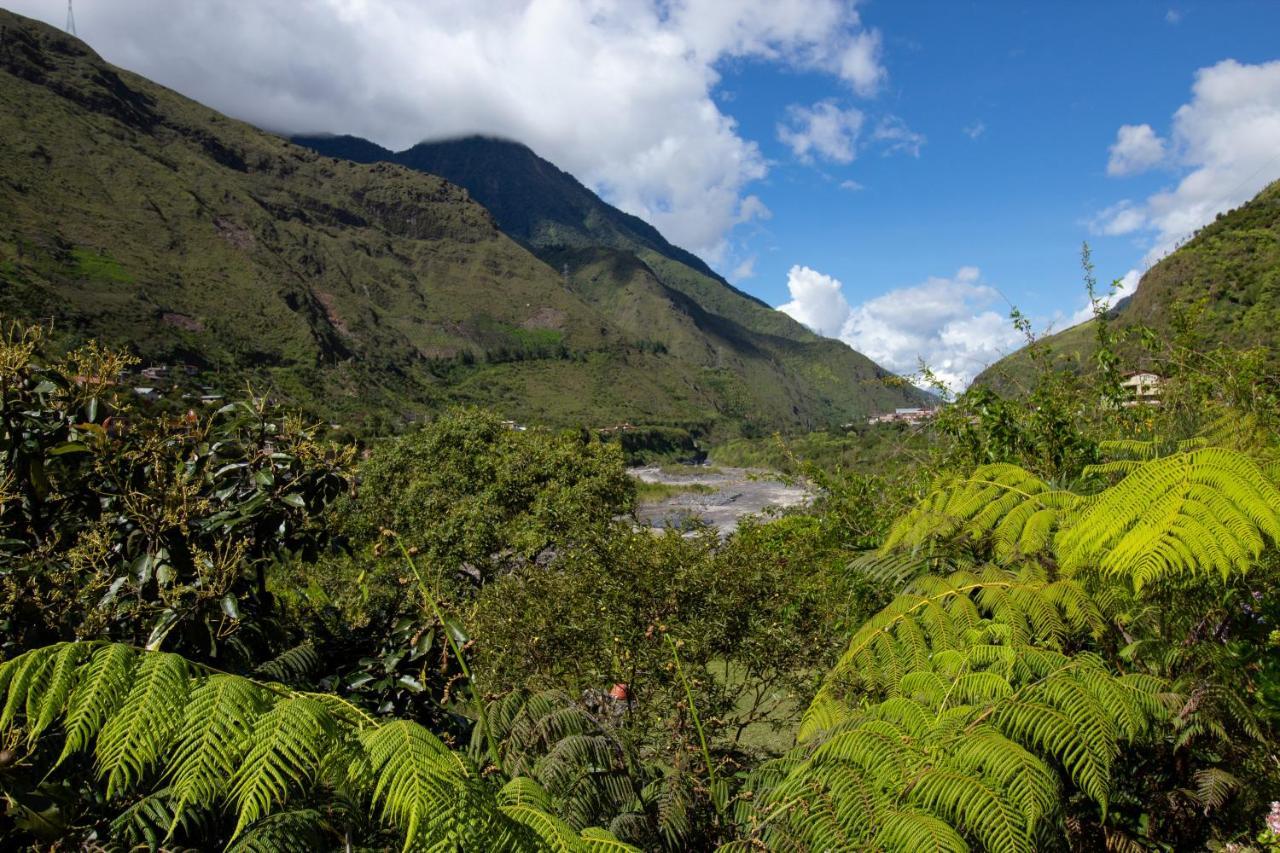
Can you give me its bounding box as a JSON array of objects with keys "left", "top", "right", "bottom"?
[{"left": 66, "top": 0, "right": 76, "bottom": 36}]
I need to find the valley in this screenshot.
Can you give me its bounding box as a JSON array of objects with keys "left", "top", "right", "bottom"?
[{"left": 1, "top": 7, "right": 1278, "bottom": 853}]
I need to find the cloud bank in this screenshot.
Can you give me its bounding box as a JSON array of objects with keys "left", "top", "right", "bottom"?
[
  {"left": 777, "top": 265, "right": 1022, "bottom": 390},
  {"left": 6, "top": 0, "right": 888, "bottom": 260},
  {"left": 1093, "top": 58, "right": 1280, "bottom": 266}
]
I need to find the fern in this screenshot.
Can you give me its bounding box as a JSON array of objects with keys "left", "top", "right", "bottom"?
[
  {"left": 253, "top": 642, "right": 320, "bottom": 685},
  {"left": 110, "top": 786, "right": 210, "bottom": 850},
  {"left": 1057, "top": 448, "right": 1280, "bottom": 588},
  {"left": 477, "top": 689, "right": 638, "bottom": 834},
  {"left": 96, "top": 650, "right": 190, "bottom": 798},
  {"left": 168, "top": 674, "right": 269, "bottom": 828},
  {"left": 0, "top": 642, "right": 639, "bottom": 852},
  {"left": 226, "top": 809, "right": 330, "bottom": 853},
  {"left": 889, "top": 448, "right": 1280, "bottom": 590},
  {"left": 882, "top": 464, "right": 1078, "bottom": 561},
  {"left": 739, "top": 566, "right": 1168, "bottom": 853}
]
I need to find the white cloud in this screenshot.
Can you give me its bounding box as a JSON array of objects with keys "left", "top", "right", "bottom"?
[
  {"left": 778, "top": 100, "right": 865, "bottom": 163},
  {"left": 1094, "top": 59, "right": 1280, "bottom": 266},
  {"left": 1107, "top": 123, "right": 1167, "bottom": 176},
  {"left": 839, "top": 179, "right": 866, "bottom": 191},
  {"left": 777, "top": 264, "right": 1021, "bottom": 390},
  {"left": 730, "top": 256, "right": 757, "bottom": 281},
  {"left": 1068, "top": 269, "right": 1142, "bottom": 325},
  {"left": 1165, "top": 9, "right": 1183, "bottom": 24},
  {"left": 1088, "top": 200, "right": 1147, "bottom": 236},
  {"left": 6, "top": 0, "right": 889, "bottom": 260},
  {"left": 837, "top": 29, "right": 887, "bottom": 97},
  {"left": 872, "top": 116, "right": 926, "bottom": 157},
  {"left": 776, "top": 265, "right": 852, "bottom": 338},
  {"left": 962, "top": 121, "right": 986, "bottom": 140}
]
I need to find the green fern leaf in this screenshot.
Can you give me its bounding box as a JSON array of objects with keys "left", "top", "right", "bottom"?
[
  {"left": 58, "top": 643, "right": 136, "bottom": 766},
  {"left": 96, "top": 650, "right": 190, "bottom": 798},
  {"left": 168, "top": 674, "right": 269, "bottom": 831},
  {"left": 228, "top": 695, "right": 335, "bottom": 838},
  {"left": 1057, "top": 448, "right": 1280, "bottom": 588}
]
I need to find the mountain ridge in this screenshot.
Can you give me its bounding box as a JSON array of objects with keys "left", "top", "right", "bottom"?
[
  {"left": 0, "top": 9, "right": 926, "bottom": 436},
  {"left": 974, "top": 178, "right": 1280, "bottom": 392}
]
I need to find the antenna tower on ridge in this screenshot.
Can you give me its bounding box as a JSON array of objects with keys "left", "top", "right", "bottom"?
[{"left": 66, "top": 0, "right": 76, "bottom": 36}]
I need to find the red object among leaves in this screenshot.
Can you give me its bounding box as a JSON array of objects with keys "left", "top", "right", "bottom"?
[{"left": 609, "top": 683, "right": 630, "bottom": 701}]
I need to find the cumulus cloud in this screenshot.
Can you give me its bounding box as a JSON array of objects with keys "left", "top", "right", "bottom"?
[
  {"left": 776, "top": 265, "right": 852, "bottom": 338},
  {"left": 1107, "top": 124, "right": 1167, "bottom": 176},
  {"left": 778, "top": 100, "right": 865, "bottom": 163},
  {"left": 777, "top": 265, "right": 1021, "bottom": 390},
  {"left": 1094, "top": 59, "right": 1280, "bottom": 266},
  {"left": 6, "top": 0, "right": 888, "bottom": 259},
  {"left": 962, "top": 121, "right": 986, "bottom": 140},
  {"left": 839, "top": 179, "right": 866, "bottom": 191}
]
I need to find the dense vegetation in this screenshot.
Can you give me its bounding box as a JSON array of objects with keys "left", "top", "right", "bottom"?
[
  {"left": 2, "top": 11, "right": 1280, "bottom": 852},
  {"left": 977, "top": 178, "right": 1280, "bottom": 392},
  {"left": 4, "top": 235, "right": 1280, "bottom": 852}
]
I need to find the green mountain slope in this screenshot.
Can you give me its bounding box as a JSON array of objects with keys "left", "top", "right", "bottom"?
[
  {"left": 292, "top": 135, "right": 924, "bottom": 424},
  {"left": 975, "top": 178, "right": 1280, "bottom": 392},
  {"left": 0, "top": 10, "right": 923, "bottom": 434}
]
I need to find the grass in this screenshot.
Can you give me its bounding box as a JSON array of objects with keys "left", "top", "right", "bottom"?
[
  {"left": 634, "top": 480, "right": 716, "bottom": 502},
  {"left": 71, "top": 248, "right": 134, "bottom": 284}
]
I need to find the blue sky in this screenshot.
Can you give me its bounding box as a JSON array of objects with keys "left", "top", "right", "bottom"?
[
  {"left": 723, "top": 1, "right": 1280, "bottom": 307},
  {"left": 715, "top": 1, "right": 1280, "bottom": 384},
  {"left": 8, "top": 0, "right": 1280, "bottom": 387}
]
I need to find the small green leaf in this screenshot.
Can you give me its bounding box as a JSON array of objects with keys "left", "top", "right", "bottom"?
[
  {"left": 146, "top": 609, "right": 180, "bottom": 651},
  {"left": 47, "top": 441, "right": 90, "bottom": 456},
  {"left": 132, "top": 553, "right": 154, "bottom": 585}
]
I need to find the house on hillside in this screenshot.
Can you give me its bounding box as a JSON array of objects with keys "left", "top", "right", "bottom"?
[{"left": 1120, "top": 372, "right": 1162, "bottom": 407}]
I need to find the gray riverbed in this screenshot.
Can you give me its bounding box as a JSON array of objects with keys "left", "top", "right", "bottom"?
[{"left": 630, "top": 465, "right": 811, "bottom": 535}]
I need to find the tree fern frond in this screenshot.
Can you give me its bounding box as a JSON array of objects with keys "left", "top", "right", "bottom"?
[
  {"left": 110, "top": 786, "right": 209, "bottom": 851},
  {"left": 909, "top": 767, "right": 1027, "bottom": 852},
  {"left": 362, "top": 718, "right": 498, "bottom": 851},
  {"left": 1191, "top": 767, "right": 1240, "bottom": 812},
  {"left": 1057, "top": 448, "right": 1280, "bottom": 588},
  {"left": 579, "top": 826, "right": 642, "bottom": 852},
  {"left": 870, "top": 808, "right": 969, "bottom": 852},
  {"left": 3, "top": 641, "right": 626, "bottom": 851},
  {"left": 226, "top": 808, "right": 330, "bottom": 853},
  {"left": 168, "top": 674, "right": 269, "bottom": 830},
  {"left": 883, "top": 464, "right": 1076, "bottom": 557},
  {"left": 0, "top": 643, "right": 64, "bottom": 732},
  {"left": 18, "top": 643, "right": 86, "bottom": 743},
  {"left": 253, "top": 643, "right": 320, "bottom": 685},
  {"left": 229, "top": 695, "right": 336, "bottom": 838},
  {"left": 96, "top": 650, "right": 190, "bottom": 798},
  {"left": 57, "top": 642, "right": 136, "bottom": 765}
]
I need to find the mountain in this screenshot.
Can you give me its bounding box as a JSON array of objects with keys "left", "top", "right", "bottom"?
[
  {"left": 975, "top": 178, "right": 1280, "bottom": 392},
  {"left": 291, "top": 134, "right": 928, "bottom": 426},
  {"left": 295, "top": 134, "right": 724, "bottom": 281},
  {"left": 0, "top": 9, "right": 925, "bottom": 435}
]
